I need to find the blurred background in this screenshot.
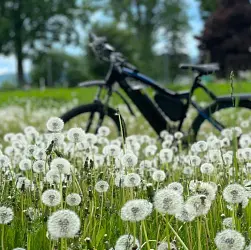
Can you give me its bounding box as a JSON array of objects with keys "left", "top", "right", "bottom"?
[{"left": 0, "top": 0, "right": 251, "bottom": 89}]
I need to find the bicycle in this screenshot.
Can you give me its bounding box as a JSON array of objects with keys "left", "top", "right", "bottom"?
[{"left": 60, "top": 33, "right": 251, "bottom": 141}]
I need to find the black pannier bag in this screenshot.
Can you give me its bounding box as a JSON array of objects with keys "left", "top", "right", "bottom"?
[{"left": 154, "top": 93, "right": 186, "bottom": 121}]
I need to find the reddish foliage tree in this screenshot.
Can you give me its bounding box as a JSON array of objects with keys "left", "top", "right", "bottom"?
[{"left": 196, "top": 0, "right": 251, "bottom": 76}]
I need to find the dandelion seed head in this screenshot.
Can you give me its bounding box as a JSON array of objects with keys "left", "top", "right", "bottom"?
[
  {"left": 154, "top": 189, "right": 183, "bottom": 215},
  {"left": 46, "top": 117, "right": 64, "bottom": 132},
  {"left": 200, "top": 163, "right": 214, "bottom": 175},
  {"left": 120, "top": 199, "right": 153, "bottom": 222},
  {"left": 42, "top": 189, "right": 61, "bottom": 207},
  {"left": 215, "top": 229, "right": 245, "bottom": 250},
  {"left": 19, "top": 158, "right": 32, "bottom": 171},
  {"left": 50, "top": 157, "right": 71, "bottom": 174},
  {"left": 157, "top": 241, "right": 177, "bottom": 250},
  {"left": 159, "top": 149, "right": 173, "bottom": 163},
  {"left": 33, "top": 160, "right": 46, "bottom": 173},
  {"left": 66, "top": 193, "right": 81, "bottom": 206},
  {"left": 95, "top": 180, "right": 109, "bottom": 193},
  {"left": 0, "top": 206, "right": 14, "bottom": 224},
  {"left": 167, "top": 182, "right": 184, "bottom": 194},
  {"left": 152, "top": 170, "right": 166, "bottom": 182},
  {"left": 97, "top": 126, "right": 110, "bottom": 137},
  {"left": 223, "top": 217, "right": 234, "bottom": 229},
  {"left": 121, "top": 153, "right": 138, "bottom": 168},
  {"left": 103, "top": 144, "right": 121, "bottom": 157},
  {"left": 115, "top": 234, "right": 140, "bottom": 250},
  {"left": 186, "top": 194, "right": 211, "bottom": 216},
  {"left": 47, "top": 209, "right": 80, "bottom": 239},
  {"left": 67, "top": 128, "right": 85, "bottom": 143},
  {"left": 124, "top": 173, "right": 141, "bottom": 187},
  {"left": 175, "top": 204, "right": 196, "bottom": 222},
  {"left": 46, "top": 169, "right": 61, "bottom": 184},
  {"left": 223, "top": 184, "right": 247, "bottom": 204}
]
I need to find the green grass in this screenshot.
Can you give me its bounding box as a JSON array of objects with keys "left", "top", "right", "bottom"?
[{"left": 0, "top": 81, "right": 251, "bottom": 106}]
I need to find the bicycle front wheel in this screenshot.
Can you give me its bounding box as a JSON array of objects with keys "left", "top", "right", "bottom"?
[{"left": 60, "top": 103, "right": 127, "bottom": 137}]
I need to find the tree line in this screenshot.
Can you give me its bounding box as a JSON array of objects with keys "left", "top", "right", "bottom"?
[{"left": 0, "top": 0, "right": 190, "bottom": 87}]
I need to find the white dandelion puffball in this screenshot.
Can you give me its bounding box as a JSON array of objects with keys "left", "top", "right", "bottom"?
[
  {"left": 200, "top": 163, "right": 214, "bottom": 175},
  {"left": 103, "top": 144, "right": 121, "bottom": 157},
  {"left": 42, "top": 189, "right": 61, "bottom": 207},
  {"left": 223, "top": 217, "right": 234, "bottom": 229},
  {"left": 115, "top": 174, "right": 126, "bottom": 187},
  {"left": 115, "top": 234, "right": 140, "bottom": 250},
  {"left": 175, "top": 204, "right": 196, "bottom": 222},
  {"left": 185, "top": 195, "right": 211, "bottom": 216},
  {"left": 46, "top": 117, "right": 64, "bottom": 132},
  {"left": 194, "top": 182, "right": 216, "bottom": 201},
  {"left": 0, "top": 155, "right": 10, "bottom": 168},
  {"left": 85, "top": 133, "right": 97, "bottom": 146},
  {"left": 121, "top": 153, "right": 138, "bottom": 168},
  {"left": 47, "top": 209, "right": 80, "bottom": 239},
  {"left": 159, "top": 149, "right": 173, "bottom": 163},
  {"left": 154, "top": 189, "right": 183, "bottom": 215},
  {"left": 139, "top": 160, "right": 152, "bottom": 170},
  {"left": 215, "top": 229, "right": 245, "bottom": 250},
  {"left": 152, "top": 170, "right": 166, "bottom": 182},
  {"left": 195, "top": 140, "right": 208, "bottom": 152},
  {"left": 67, "top": 128, "right": 85, "bottom": 143},
  {"left": 223, "top": 184, "right": 247, "bottom": 204},
  {"left": 124, "top": 173, "right": 141, "bottom": 187},
  {"left": 95, "top": 180, "right": 109, "bottom": 193},
  {"left": 66, "top": 193, "right": 81, "bottom": 206},
  {"left": 33, "top": 160, "right": 46, "bottom": 173},
  {"left": 157, "top": 242, "right": 177, "bottom": 250},
  {"left": 48, "top": 133, "right": 65, "bottom": 146},
  {"left": 46, "top": 169, "right": 61, "bottom": 184},
  {"left": 13, "top": 248, "right": 26, "bottom": 250},
  {"left": 0, "top": 206, "right": 14, "bottom": 224},
  {"left": 120, "top": 199, "right": 153, "bottom": 222},
  {"left": 167, "top": 182, "right": 184, "bottom": 194},
  {"left": 174, "top": 131, "right": 183, "bottom": 140},
  {"left": 50, "top": 157, "right": 71, "bottom": 175},
  {"left": 19, "top": 158, "right": 32, "bottom": 171},
  {"left": 97, "top": 126, "right": 110, "bottom": 137}
]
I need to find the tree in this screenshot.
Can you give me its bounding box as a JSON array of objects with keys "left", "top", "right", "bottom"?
[
  {"left": 196, "top": 0, "right": 219, "bottom": 20},
  {"left": 0, "top": 0, "right": 80, "bottom": 86},
  {"left": 31, "top": 50, "right": 88, "bottom": 87},
  {"left": 82, "top": 0, "right": 189, "bottom": 80},
  {"left": 196, "top": 0, "right": 251, "bottom": 76}
]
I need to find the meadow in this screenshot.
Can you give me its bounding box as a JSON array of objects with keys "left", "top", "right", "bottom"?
[{"left": 1, "top": 81, "right": 251, "bottom": 250}]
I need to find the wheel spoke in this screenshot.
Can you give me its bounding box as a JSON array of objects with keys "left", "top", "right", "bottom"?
[
  {"left": 207, "top": 116, "right": 225, "bottom": 131},
  {"left": 85, "top": 112, "right": 95, "bottom": 133},
  {"left": 95, "top": 113, "right": 105, "bottom": 134}
]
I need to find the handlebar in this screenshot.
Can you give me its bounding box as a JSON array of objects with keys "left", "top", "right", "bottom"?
[{"left": 89, "top": 32, "right": 138, "bottom": 71}]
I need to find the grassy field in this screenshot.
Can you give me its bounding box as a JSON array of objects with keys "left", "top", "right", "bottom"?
[
  {"left": 0, "top": 81, "right": 250, "bottom": 107},
  {"left": 1, "top": 81, "right": 251, "bottom": 250}
]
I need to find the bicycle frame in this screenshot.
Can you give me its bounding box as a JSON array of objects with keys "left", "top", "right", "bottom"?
[{"left": 80, "top": 63, "right": 226, "bottom": 136}]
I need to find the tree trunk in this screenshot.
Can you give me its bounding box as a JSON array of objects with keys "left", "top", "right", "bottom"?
[
  {"left": 14, "top": 1, "right": 25, "bottom": 87},
  {"left": 16, "top": 45, "right": 25, "bottom": 87}
]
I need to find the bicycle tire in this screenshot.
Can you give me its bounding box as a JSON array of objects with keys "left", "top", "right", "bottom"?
[
  {"left": 60, "top": 103, "right": 127, "bottom": 137},
  {"left": 191, "top": 99, "right": 251, "bottom": 140}
]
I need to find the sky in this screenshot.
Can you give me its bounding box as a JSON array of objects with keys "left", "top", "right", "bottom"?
[{"left": 0, "top": 0, "right": 203, "bottom": 76}]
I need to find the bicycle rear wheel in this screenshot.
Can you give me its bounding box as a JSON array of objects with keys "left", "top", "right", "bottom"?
[
  {"left": 191, "top": 99, "right": 251, "bottom": 140},
  {"left": 60, "top": 103, "right": 127, "bottom": 137}
]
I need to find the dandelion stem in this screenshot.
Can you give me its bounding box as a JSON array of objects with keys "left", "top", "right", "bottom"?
[
  {"left": 142, "top": 220, "right": 151, "bottom": 250},
  {"left": 1, "top": 225, "right": 4, "bottom": 250},
  {"left": 197, "top": 217, "right": 202, "bottom": 250},
  {"left": 168, "top": 222, "right": 189, "bottom": 250}
]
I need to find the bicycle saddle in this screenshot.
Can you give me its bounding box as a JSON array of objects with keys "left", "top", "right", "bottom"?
[{"left": 179, "top": 63, "right": 219, "bottom": 75}]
